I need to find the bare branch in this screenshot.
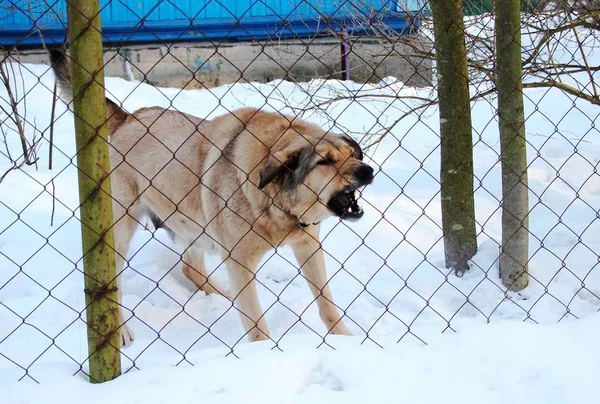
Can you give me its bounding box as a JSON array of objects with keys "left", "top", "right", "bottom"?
[{"left": 523, "top": 80, "right": 600, "bottom": 105}]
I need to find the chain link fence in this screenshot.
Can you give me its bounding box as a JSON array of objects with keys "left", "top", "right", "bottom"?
[{"left": 1, "top": 0, "right": 599, "bottom": 383}]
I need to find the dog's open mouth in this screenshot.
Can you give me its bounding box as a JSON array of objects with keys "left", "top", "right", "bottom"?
[{"left": 327, "top": 188, "right": 364, "bottom": 220}]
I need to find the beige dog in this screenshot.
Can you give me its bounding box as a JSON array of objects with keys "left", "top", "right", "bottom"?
[{"left": 50, "top": 50, "right": 374, "bottom": 347}]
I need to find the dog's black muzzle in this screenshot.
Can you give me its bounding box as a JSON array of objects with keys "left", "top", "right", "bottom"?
[{"left": 327, "top": 164, "right": 374, "bottom": 220}]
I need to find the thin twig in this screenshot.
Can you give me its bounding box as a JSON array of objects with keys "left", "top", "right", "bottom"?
[
  {"left": 0, "top": 56, "right": 35, "bottom": 165},
  {"left": 49, "top": 75, "right": 58, "bottom": 169},
  {"left": 0, "top": 159, "right": 25, "bottom": 184}
]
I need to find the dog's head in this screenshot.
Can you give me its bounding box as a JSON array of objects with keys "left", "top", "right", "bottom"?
[{"left": 258, "top": 122, "right": 374, "bottom": 225}]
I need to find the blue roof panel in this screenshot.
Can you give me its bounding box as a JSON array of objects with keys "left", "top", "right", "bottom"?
[{"left": 0, "top": 0, "right": 425, "bottom": 47}]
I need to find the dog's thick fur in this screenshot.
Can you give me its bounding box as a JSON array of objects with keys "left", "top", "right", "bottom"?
[{"left": 50, "top": 50, "right": 374, "bottom": 346}]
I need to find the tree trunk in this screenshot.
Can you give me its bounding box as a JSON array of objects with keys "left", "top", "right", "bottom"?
[
  {"left": 495, "top": 0, "right": 530, "bottom": 291},
  {"left": 67, "top": 0, "right": 122, "bottom": 382},
  {"left": 430, "top": 0, "right": 478, "bottom": 274}
]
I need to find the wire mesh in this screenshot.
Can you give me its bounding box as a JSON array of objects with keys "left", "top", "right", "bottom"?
[{"left": 1, "top": 0, "right": 599, "bottom": 383}]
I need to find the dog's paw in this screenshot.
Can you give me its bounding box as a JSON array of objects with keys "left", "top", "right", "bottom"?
[
  {"left": 248, "top": 327, "right": 270, "bottom": 342},
  {"left": 329, "top": 321, "right": 352, "bottom": 336},
  {"left": 200, "top": 283, "right": 231, "bottom": 298},
  {"left": 120, "top": 324, "right": 135, "bottom": 348}
]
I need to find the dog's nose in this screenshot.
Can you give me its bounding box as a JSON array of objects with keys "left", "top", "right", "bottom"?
[{"left": 354, "top": 164, "right": 374, "bottom": 184}]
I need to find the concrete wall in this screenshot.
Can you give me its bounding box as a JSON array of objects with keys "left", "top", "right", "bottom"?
[{"left": 16, "top": 37, "right": 432, "bottom": 89}]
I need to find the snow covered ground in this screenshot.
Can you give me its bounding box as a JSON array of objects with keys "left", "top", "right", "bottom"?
[
  {"left": 1, "top": 42, "right": 600, "bottom": 401},
  {"left": 3, "top": 317, "right": 600, "bottom": 404}
]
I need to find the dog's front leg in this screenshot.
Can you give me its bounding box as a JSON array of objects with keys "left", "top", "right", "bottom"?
[
  {"left": 224, "top": 254, "right": 270, "bottom": 342},
  {"left": 291, "top": 225, "right": 352, "bottom": 336}
]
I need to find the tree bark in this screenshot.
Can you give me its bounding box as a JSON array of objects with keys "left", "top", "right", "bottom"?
[
  {"left": 495, "top": 0, "right": 530, "bottom": 291},
  {"left": 67, "top": 0, "right": 121, "bottom": 382},
  {"left": 430, "top": 0, "right": 478, "bottom": 274}
]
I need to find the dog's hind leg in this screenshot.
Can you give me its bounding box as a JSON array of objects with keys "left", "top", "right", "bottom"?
[
  {"left": 112, "top": 199, "right": 145, "bottom": 348},
  {"left": 290, "top": 225, "right": 352, "bottom": 337},
  {"left": 182, "top": 246, "right": 231, "bottom": 299}
]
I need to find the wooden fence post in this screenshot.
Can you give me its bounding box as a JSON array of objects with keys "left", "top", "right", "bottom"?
[{"left": 67, "top": 0, "right": 122, "bottom": 382}]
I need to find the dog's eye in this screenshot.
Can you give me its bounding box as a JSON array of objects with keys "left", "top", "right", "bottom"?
[{"left": 316, "top": 159, "right": 333, "bottom": 166}]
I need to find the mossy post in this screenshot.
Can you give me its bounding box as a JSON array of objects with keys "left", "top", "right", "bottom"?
[
  {"left": 430, "top": 0, "right": 478, "bottom": 275},
  {"left": 67, "top": 0, "right": 122, "bottom": 382},
  {"left": 495, "top": 0, "right": 529, "bottom": 291}
]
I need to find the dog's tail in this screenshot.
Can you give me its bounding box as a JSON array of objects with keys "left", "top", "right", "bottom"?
[{"left": 49, "top": 49, "right": 129, "bottom": 134}]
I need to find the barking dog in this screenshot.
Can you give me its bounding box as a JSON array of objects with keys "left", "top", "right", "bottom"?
[{"left": 50, "top": 49, "right": 374, "bottom": 347}]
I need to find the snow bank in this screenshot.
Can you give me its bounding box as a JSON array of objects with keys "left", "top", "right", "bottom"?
[{"left": 3, "top": 315, "right": 599, "bottom": 404}]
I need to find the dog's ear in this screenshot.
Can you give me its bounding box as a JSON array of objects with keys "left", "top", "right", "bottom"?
[
  {"left": 340, "top": 135, "right": 363, "bottom": 161},
  {"left": 258, "top": 149, "right": 303, "bottom": 189}
]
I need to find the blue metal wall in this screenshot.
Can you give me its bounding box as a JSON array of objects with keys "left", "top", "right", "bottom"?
[{"left": 0, "top": 1, "right": 425, "bottom": 47}]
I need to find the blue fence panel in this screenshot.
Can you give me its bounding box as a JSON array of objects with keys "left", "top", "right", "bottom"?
[{"left": 0, "top": 0, "right": 424, "bottom": 47}]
